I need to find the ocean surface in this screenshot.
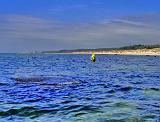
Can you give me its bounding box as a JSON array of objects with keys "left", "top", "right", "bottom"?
[{"left": 0, "top": 54, "right": 159, "bottom": 122}]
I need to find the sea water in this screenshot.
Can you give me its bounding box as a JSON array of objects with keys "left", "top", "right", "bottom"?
[{"left": 0, "top": 54, "right": 159, "bottom": 122}]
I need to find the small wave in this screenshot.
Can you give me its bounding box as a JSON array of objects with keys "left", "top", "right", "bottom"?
[
  {"left": 61, "top": 100, "right": 76, "bottom": 104},
  {"left": 150, "top": 87, "right": 160, "bottom": 91},
  {"left": 74, "top": 112, "right": 87, "bottom": 117},
  {"left": 0, "top": 82, "right": 7, "bottom": 85},
  {"left": 73, "top": 105, "right": 103, "bottom": 114},
  {"left": 0, "top": 106, "right": 58, "bottom": 118},
  {"left": 113, "top": 85, "right": 121, "bottom": 88},
  {"left": 107, "top": 89, "right": 115, "bottom": 93},
  {"left": 144, "top": 87, "right": 160, "bottom": 92},
  {"left": 62, "top": 105, "right": 82, "bottom": 111},
  {"left": 118, "top": 86, "right": 133, "bottom": 91},
  {"left": 24, "top": 98, "right": 43, "bottom": 103},
  {"left": 40, "top": 79, "right": 81, "bottom": 87},
  {"left": 105, "top": 117, "right": 144, "bottom": 122},
  {"left": 126, "top": 74, "right": 143, "bottom": 78}
]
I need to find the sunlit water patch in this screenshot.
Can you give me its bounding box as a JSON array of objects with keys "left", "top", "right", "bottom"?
[{"left": 0, "top": 54, "right": 160, "bottom": 122}]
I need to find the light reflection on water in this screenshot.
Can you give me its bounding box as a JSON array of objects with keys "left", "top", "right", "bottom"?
[{"left": 0, "top": 54, "right": 160, "bottom": 122}]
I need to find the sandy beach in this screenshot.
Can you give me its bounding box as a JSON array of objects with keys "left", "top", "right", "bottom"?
[{"left": 68, "top": 48, "right": 160, "bottom": 56}]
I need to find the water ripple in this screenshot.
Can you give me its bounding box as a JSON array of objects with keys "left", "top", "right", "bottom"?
[{"left": 0, "top": 54, "right": 159, "bottom": 121}]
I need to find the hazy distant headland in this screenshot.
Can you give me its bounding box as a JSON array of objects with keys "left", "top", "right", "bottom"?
[{"left": 42, "top": 44, "right": 160, "bottom": 55}]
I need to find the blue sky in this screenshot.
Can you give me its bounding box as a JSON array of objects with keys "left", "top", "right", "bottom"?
[
  {"left": 1, "top": 0, "right": 160, "bottom": 22},
  {"left": 0, "top": 0, "right": 160, "bottom": 52}
]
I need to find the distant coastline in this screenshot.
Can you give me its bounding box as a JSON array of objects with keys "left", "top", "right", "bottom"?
[
  {"left": 42, "top": 44, "right": 160, "bottom": 55},
  {"left": 68, "top": 48, "right": 160, "bottom": 56}
]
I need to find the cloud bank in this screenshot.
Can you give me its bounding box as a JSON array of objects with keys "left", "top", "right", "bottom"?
[{"left": 0, "top": 14, "right": 160, "bottom": 52}]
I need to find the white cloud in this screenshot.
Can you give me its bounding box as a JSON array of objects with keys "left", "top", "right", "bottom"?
[{"left": 0, "top": 14, "right": 160, "bottom": 52}]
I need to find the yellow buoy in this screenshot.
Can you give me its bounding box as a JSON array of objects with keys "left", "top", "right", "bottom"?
[{"left": 91, "top": 52, "right": 96, "bottom": 62}]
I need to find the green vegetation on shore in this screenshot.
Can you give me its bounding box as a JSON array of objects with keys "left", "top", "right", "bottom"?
[{"left": 42, "top": 44, "right": 160, "bottom": 53}]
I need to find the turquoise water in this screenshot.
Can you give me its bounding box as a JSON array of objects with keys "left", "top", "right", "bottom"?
[{"left": 0, "top": 54, "right": 160, "bottom": 122}]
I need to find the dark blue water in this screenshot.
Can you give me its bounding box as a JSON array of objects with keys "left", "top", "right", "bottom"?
[{"left": 0, "top": 54, "right": 160, "bottom": 122}]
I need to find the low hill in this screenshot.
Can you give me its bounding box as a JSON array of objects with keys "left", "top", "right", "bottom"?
[{"left": 42, "top": 44, "right": 160, "bottom": 54}]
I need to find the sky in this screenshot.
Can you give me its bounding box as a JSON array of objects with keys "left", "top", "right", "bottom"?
[{"left": 0, "top": 0, "right": 160, "bottom": 52}]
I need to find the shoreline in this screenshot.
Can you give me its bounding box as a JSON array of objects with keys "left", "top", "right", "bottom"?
[{"left": 54, "top": 48, "right": 160, "bottom": 56}]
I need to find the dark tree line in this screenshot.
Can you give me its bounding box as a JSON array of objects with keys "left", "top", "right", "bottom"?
[{"left": 42, "top": 44, "right": 160, "bottom": 53}]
